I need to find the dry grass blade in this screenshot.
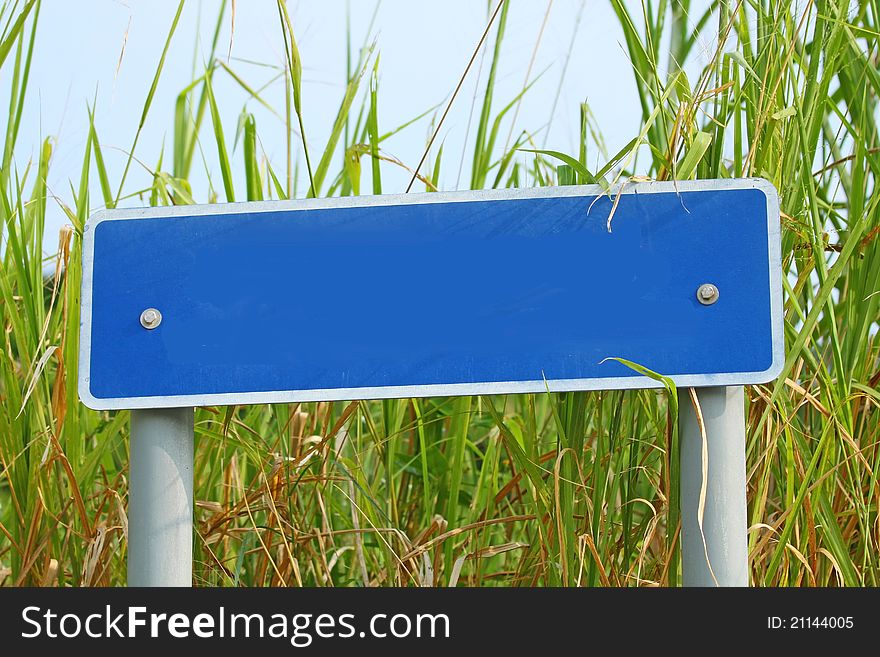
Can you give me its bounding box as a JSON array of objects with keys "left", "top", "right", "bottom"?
[
  {"left": 16, "top": 346, "right": 57, "bottom": 418},
  {"left": 405, "top": 0, "right": 508, "bottom": 192}
]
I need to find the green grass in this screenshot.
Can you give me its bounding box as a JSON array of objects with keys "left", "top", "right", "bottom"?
[{"left": 1, "top": 0, "right": 879, "bottom": 586}]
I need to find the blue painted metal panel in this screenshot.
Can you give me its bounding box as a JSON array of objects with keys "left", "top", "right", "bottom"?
[{"left": 79, "top": 181, "right": 782, "bottom": 409}]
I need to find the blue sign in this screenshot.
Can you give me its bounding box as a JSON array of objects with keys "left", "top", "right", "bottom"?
[{"left": 78, "top": 179, "right": 783, "bottom": 410}]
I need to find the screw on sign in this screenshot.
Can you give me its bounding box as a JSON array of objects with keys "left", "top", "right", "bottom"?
[
  {"left": 139, "top": 308, "right": 162, "bottom": 329},
  {"left": 78, "top": 180, "right": 783, "bottom": 587},
  {"left": 697, "top": 283, "right": 720, "bottom": 305}
]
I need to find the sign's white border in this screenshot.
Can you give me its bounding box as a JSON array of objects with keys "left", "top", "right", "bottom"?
[{"left": 79, "top": 178, "right": 784, "bottom": 410}]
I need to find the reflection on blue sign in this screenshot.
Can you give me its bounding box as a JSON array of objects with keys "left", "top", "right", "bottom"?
[{"left": 79, "top": 179, "right": 783, "bottom": 410}]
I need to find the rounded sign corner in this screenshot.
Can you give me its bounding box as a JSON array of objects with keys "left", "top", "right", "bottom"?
[{"left": 78, "top": 378, "right": 110, "bottom": 411}]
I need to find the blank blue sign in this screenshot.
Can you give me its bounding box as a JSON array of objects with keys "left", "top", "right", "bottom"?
[{"left": 79, "top": 180, "right": 782, "bottom": 410}]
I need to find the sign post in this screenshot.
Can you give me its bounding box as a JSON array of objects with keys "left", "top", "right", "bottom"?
[
  {"left": 79, "top": 179, "right": 782, "bottom": 587},
  {"left": 678, "top": 386, "right": 749, "bottom": 586},
  {"left": 128, "top": 407, "right": 194, "bottom": 587}
]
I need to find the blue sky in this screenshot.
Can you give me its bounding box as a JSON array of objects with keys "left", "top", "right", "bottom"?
[{"left": 4, "top": 1, "right": 716, "bottom": 249}]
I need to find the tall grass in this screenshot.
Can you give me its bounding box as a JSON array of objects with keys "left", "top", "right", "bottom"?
[{"left": 1, "top": 0, "right": 878, "bottom": 586}]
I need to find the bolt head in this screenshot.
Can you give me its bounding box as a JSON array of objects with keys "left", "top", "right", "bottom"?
[
  {"left": 140, "top": 308, "right": 162, "bottom": 329},
  {"left": 696, "top": 283, "right": 719, "bottom": 305}
]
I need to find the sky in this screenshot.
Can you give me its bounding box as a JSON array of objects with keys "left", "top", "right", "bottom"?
[{"left": 3, "top": 1, "right": 717, "bottom": 250}]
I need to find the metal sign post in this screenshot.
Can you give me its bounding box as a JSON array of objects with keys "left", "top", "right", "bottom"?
[
  {"left": 79, "top": 179, "right": 782, "bottom": 587},
  {"left": 128, "top": 408, "right": 194, "bottom": 587},
  {"left": 678, "top": 387, "right": 749, "bottom": 586}
]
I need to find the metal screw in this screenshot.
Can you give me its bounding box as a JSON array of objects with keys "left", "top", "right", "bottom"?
[
  {"left": 696, "top": 283, "right": 719, "bottom": 305},
  {"left": 140, "top": 308, "right": 162, "bottom": 329}
]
